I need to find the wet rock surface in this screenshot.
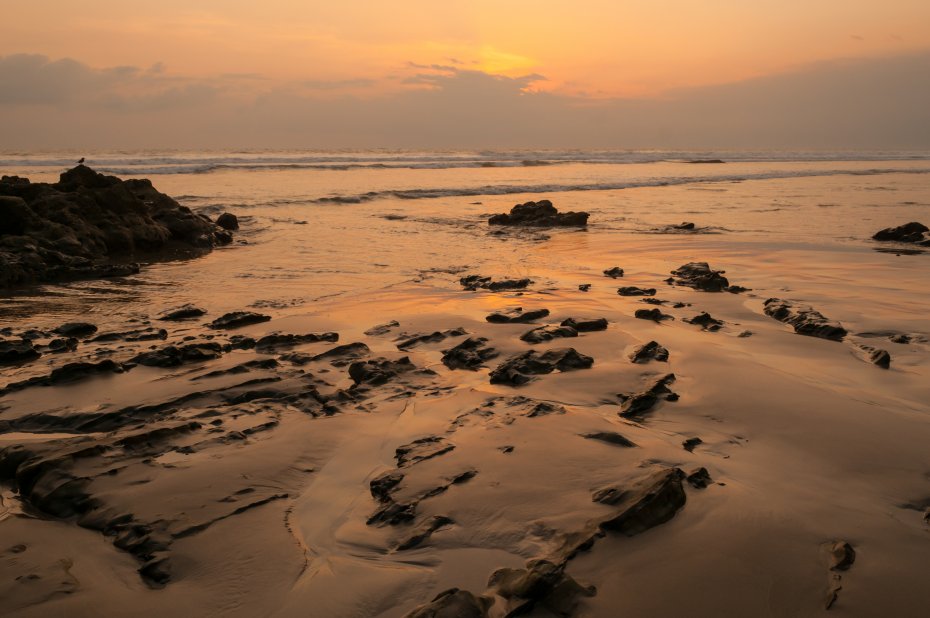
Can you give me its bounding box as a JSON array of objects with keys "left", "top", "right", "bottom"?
[
  {"left": 520, "top": 324, "right": 578, "bottom": 344},
  {"left": 634, "top": 308, "right": 672, "bottom": 321},
  {"left": 684, "top": 312, "right": 724, "bottom": 331},
  {"left": 441, "top": 337, "right": 499, "bottom": 370},
  {"left": 158, "top": 304, "right": 207, "bottom": 321},
  {"left": 489, "top": 348, "right": 594, "bottom": 386},
  {"left": 208, "top": 311, "right": 272, "bottom": 330},
  {"left": 560, "top": 317, "right": 608, "bottom": 332},
  {"left": 396, "top": 327, "right": 467, "bottom": 350},
  {"left": 763, "top": 299, "right": 847, "bottom": 341},
  {"left": 669, "top": 262, "right": 739, "bottom": 292},
  {"left": 460, "top": 275, "right": 533, "bottom": 292},
  {"left": 619, "top": 374, "right": 678, "bottom": 418},
  {"left": 629, "top": 340, "right": 669, "bottom": 363},
  {"left": 0, "top": 166, "right": 234, "bottom": 287},
  {"left": 603, "top": 267, "right": 624, "bottom": 278},
  {"left": 488, "top": 199, "right": 589, "bottom": 227},
  {"left": 872, "top": 221, "right": 930, "bottom": 245},
  {"left": 618, "top": 286, "right": 657, "bottom": 296},
  {"left": 485, "top": 307, "right": 550, "bottom": 323}
]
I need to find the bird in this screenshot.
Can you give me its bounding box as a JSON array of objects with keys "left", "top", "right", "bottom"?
[{"left": 77, "top": 157, "right": 85, "bottom": 165}]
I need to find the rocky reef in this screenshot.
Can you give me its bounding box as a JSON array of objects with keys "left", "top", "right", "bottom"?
[{"left": 0, "top": 165, "right": 235, "bottom": 287}]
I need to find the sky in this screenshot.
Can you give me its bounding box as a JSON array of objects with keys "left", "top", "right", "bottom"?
[{"left": 1, "top": 1, "right": 929, "bottom": 150}]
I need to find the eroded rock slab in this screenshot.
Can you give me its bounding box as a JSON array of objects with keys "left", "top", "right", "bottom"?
[
  {"left": 489, "top": 348, "right": 594, "bottom": 386},
  {"left": 442, "top": 337, "right": 499, "bottom": 370},
  {"left": 763, "top": 299, "right": 847, "bottom": 341},
  {"left": 488, "top": 199, "right": 589, "bottom": 227},
  {"left": 520, "top": 324, "right": 578, "bottom": 344},
  {"left": 486, "top": 307, "right": 550, "bottom": 323},
  {"left": 629, "top": 341, "right": 669, "bottom": 363},
  {"left": 460, "top": 275, "right": 533, "bottom": 292},
  {"left": 669, "top": 262, "right": 738, "bottom": 292},
  {"left": 208, "top": 311, "right": 271, "bottom": 330}
]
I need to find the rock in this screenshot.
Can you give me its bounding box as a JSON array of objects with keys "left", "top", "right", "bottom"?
[
  {"left": 441, "top": 337, "right": 499, "bottom": 370},
  {"left": 684, "top": 312, "right": 724, "bottom": 331},
  {"left": 396, "top": 327, "right": 466, "bottom": 350},
  {"left": 856, "top": 345, "right": 891, "bottom": 368},
  {"left": 672, "top": 222, "right": 695, "bottom": 230},
  {"left": 403, "top": 588, "right": 492, "bottom": 618},
  {"left": 395, "top": 515, "right": 455, "bottom": 550},
  {"left": 520, "top": 324, "right": 578, "bottom": 344},
  {"left": 629, "top": 340, "right": 669, "bottom": 363},
  {"left": 763, "top": 299, "right": 847, "bottom": 341},
  {"left": 618, "top": 286, "right": 656, "bottom": 296},
  {"left": 486, "top": 307, "right": 550, "bottom": 323},
  {"left": 578, "top": 284, "right": 591, "bottom": 291},
  {"left": 600, "top": 468, "right": 687, "bottom": 536},
  {"left": 634, "top": 308, "right": 671, "bottom": 321},
  {"left": 364, "top": 320, "right": 399, "bottom": 336},
  {"left": 90, "top": 327, "right": 168, "bottom": 342},
  {"left": 0, "top": 340, "right": 41, "bottom": 365},
  {"left": 460, "top": 275, "right": 532, "bottom": 292},
  {"left": 489, "top": 348, "right": 593, "bottom": 386},
  {"left": 131, "top": 342, "right": 225, "bottom": 367},
  {"left": 395, "top": 437, "right": 455, "bottom": 467},
  {"left": 669, "top": 262, "right": 735, "bottom": 292},
  {"left": 0, "top": 166, "right": 233, "bottom": 288},
  {"left": 872, "top": 221, "right": 929, "bottom": 245},
  {"left": 489, "top": 559, "right": 596, "bottom": 616},
  {"left": 827, "top": 541, "right": 856, "bottom": 571},
  {"left": 311, "top": 342, "right": 371, "bottom": 365},
  {"left": 560, "top": 317, "right": 608, "bottom": 332},
  {"left": 348, "top": 356, "right": 416, "bottom": 386},
  {"left": 603, "top": 267, "right": 624, "bottom": 278},
  {"left": 682, "top": 437, "right": 703, "bottom": 452},
  {"left": 618, "top": 374, "right": 677, "bottom": 418},
  {"left": 54, "top": 322, "right": 97, "bottom": 337},
  {"left": 215, "top": 213, "right": 239, "bottom": 230},
  {"left": 370, "top": 470, "right": 405, "bottom": 503},
  {"left": 686, "top": 467, "right": 713, "bottom": 488},
  {"left": 488, "top": 199, "right": 589, "bottom": 227},
  {"left": 581, "top": 432, "right": 637, "bottom": 447},
  {"left": 208, "top": 311, "right": 271, "bottom": 330},
  {"left": 738, "top": 330, "right": 753, "bottom": 338},
  {"left": 2, "top": 359, "right": 125, "bottom": 394},
  {"left": 592, "top": 486, "right": 628, "bottom": 505},
  {"left": 255, "top": 332, "right": 339, "bottom": 351},
  {"left": 158, "top": 304, "right": 206, "bottom": 321}
]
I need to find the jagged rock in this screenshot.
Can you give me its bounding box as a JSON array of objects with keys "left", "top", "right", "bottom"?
[
  {"left": 395, "top": 515, "right": 455, "bottom": 550},
  {"left": 131, "top": 342, "right": 225, "bottom": 367},
  {"left": 603, "top": 267, "right": 624, "bottom": 278},
  {"left": 684, "top": 312, "right": 723, "bottom": 331},
  {"left": 488, "top": 199, "right": 589, "bottom": 227},
  {"left": 442, "top": 337, "right": 499, "bottom": 370},
  {"left": 618, "top": 374, "right": 677, "bottom": 418},
  {"left": 370, "top": 471, "right": 405, "bottom": 503},
  {"left": 629, "top": 341, "right": 669, "bottom": 363},
  {"left": 872, "top": 221, "right": 930, "bottom": 245},
  {"left": 311, "top": 342, "right": 371, "bottom": 365},
  {"left": 856, "top": 345, "right": 891, "bottom": 368},
  {"left": 0, "top": 340, "right": 40, "bottom": 365},
  {"left": 460, "top": 275, "right": 532, "bottom": 292},
  {"left": 158, "top": 304, "right": 206, "bottom": 321},
  {"left": 55, "top": 322, "right": 97, "bottom": 337},
  {"left": 520, "top": 324, "right": 578, "bottom": 344},
  {"left": 489, "top": 348, "right": 593, "bottom": 386},
  {"left": 581, "top": 432, "right": 636, "bottom": 447},
  {"left": 490, "top": 559, "right": 596, "bottom": 616},
  {"left": 669, "top": 262, "right": 735, "bottom": 292},
  {"left": 254, "top": 332, "right": 339, "bottom": 351},
  {"left": 578, "top": 284, "right": 591, "bottom": 291},
  {"left": 0, "top": 166, "right": 233, "bottom": 287},
  {"left": 395, "top": 437, "right": 455, "bottom": 467},
  {"left": 686, "top": 467, "right": 712, "bottom": 488},
  {"left": 486, "top": 307, "right": 550, "bottom": 323},
  {"left": 208, "top": 311, "right": 271, "bottom": 330},
  {"left": 403, "top": 588, "right": 492, "bottom": 618},
  {"left": 763, "top": 299, "right": 847, "bottom": 341},
  {"left": 828, "top": 541, "right": 856, "bottom": 571},
  {"left": 600, "top": 468, "right": 686, "bottom": 535},
  {"left": 682, "top": 437, "right": 703, "bottom": 452},
  {"left": 215, "top": 213, "right": 239, "bottom": 230},
  {"left": 561, "top": 317, "right": 608, "bottom": 332},
  {"left": 90, "top": 327, "right": 168, "bottom": 342},
  {"left": 348, "top": 356, "right": 416, "bottom": 386},
  {"left": 397, "top": 327, "right": 466, "bottom": 350},
  {"left": 634, "top": 308, "right": 671, "bottom": 321},
  {"left": 618, "top": 286, "right": 656, "bottom": 296}
]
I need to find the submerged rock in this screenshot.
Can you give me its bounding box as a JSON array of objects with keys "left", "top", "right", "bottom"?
[
  {"left": 763, "top": 299, "right": 847, "bottom": 341},
  {"left": 490, "top": 348, "right": 593, "bottom": 386},
  {"left": 131, "top": 342, "right": 225, "bottom": 367},
  {"left": 0, "top": 166, "right": 233, "bottom": 287},
  {"left": 488, "top": 199, "right": 589, "bottom": 227},
  {"left": 396, "top": 327, "right": 466, "bottom": 350}
]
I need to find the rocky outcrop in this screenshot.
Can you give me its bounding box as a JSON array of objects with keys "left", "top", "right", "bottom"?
[
  {"left": 0, "top": 166, "right": 235, "bottom": 287},
  {"left": 668, "top": 262, "right": 740, "bottom": 292},
  {"left": 442, "top": 337, "right": 499, "bottom": 370},
  {"left": 486, "top": 308, "right": 549, "bottom": 323},
  {"left": 872, "top": 222, "right": 929, "bottom": 245},
  {"left": 490, "top": 348, "right": 593, "bottom": 386},
  {"left": 460, "top": 275, "right": 532, "bottom": 292},
  {"left": 488, "top": 199, "right": 589, "bottom": 227},
  {"left": 763, "top": 299, "right": 847, "bottom": 341}
]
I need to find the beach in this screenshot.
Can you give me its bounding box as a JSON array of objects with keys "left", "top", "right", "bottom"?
[{"left": 1, "top": 151, "right": 929, "bottom": 617}]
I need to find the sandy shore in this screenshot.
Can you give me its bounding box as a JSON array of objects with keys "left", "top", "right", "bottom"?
[{"left": 1, "top": 172, "right": 929, "bottom": 617}]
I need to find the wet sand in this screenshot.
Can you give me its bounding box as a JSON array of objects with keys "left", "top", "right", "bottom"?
[{"left": 1, "top": 171, "right": 929, "bottom": 617}]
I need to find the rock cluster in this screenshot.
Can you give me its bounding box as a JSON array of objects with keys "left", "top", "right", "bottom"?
[{"left": 488, "top": 199, "right": 589, "bottom": 227}]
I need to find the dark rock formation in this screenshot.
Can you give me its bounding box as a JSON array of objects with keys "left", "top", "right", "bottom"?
[
  {"left": 684, "top": 312, "right": 724, "bottom": 331},
  {"left": 618, "top": 374, "right": 677, "bottom": 418},
  {"left": 634, "top": 308, "right": 672, "bottom": 321},
  {"left": 763, "top": 299, "right": 847, "bottom": 341},
  {"left": 1, "top": 359, "right": 125, "bottom": 394},
  {"left": 486, "top": 307, "right": 550, "bottom": 323},
  {"left": 856, "top": 345, "right": 891, "bottom": 368},
  {"left": 520, "top": 324, "right": 578, "bottom": 344},
  {"left": 208, "top": 311, "right": 271, "bottom": 330},
  {"left": 404, "top": 588, "right": 492, "bottom": 618},
  {"left": 629, "top": 340, "right": 669, "bottom": 363},
  {"left": 395, "top": 437, "right": 455, "bottom": 467},
  {"left": 460, "top": 275, "right": 532, "bottom": 292},
  {"left": 55, "top": 322, "right": 98, "bottom": 337},
  {"left": 158, "top": 304, "right": 206, "bottom": 321},
  {"left": 686, "top": 467, "right": 713, "bottom": 488},
  {"left": 682, "top": 437, "right": 703, "bottom": 452},
  {"left": 0, "top": 339, "right": 41, "bottom": 365},
  {"left": 603, "top": 267, "right": 624, "bottom": 278},
  {"left": 395, "top": 515, "right": 455, "bottom": 551},
  {"left": 348, "top": 356, "right": 416, "bottom": 386},
  {"left": 669, "top": 262, "right": 736, "bottom": 292},
  {"left": 618, "top": 286, "right": 656, "bottom": 297},
  {"left": 560, "top": 317, "right": 608, "bottom": 332},
  {"left": 488, "top": 199, "right": 589, "bottom": 227},
  {"left": 370, "top": 470, "right": 405, "bottom": 503},
  {"left": 396, "top": 327, "right": 466, "bottom": 350},
  {"left": 578, "top": 283, "right": 591, "bottom": 291},
  {"left": 310, "top": 342, "right": 371, "bottom": 365},
  {"left": 872, "top": 222, "right": 929, "bottom": 245},
  {"left": 581, "top": 431, "right": 636, "bottom": 447},
  {"left": 131, "top": 342, "right": 225, "bottom": 367},
  {"left": 0, "top": 166, "right": 233, "bottom": 287},
  {"left": 489, "top": 348, "right": 593, "bottom": 386},
  {"left": 828, "top": 541, "right": 856, "bottom": 571},
  {"left": 599, "top": 468, "right": 686, "bottom": 535},
  {"left": 489, "top": 559, "right": 596, "bottom": 616},
  {"left": 215, "top": 213, "right": 239, "bottom": 231},
  {"left": 441, "top": 337, "right": 499, "bottom": 370},
  {"left": 364, "top": 320, "right": 399, "bottom": 336},
  {"left": 255, "top": 332, "right": 339, "bottom": 351}
]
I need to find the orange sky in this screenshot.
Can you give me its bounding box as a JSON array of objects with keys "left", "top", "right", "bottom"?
[{"left": 3, "top": 0, "right": 930, "bottom": 97}]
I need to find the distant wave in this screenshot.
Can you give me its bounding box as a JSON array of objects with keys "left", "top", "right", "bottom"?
[
  {"left": 3, "top": 149, "right": 930, "bottom": 175},
  {"left": 310, "top": 167, "right": 930, "bottom": 203}
]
